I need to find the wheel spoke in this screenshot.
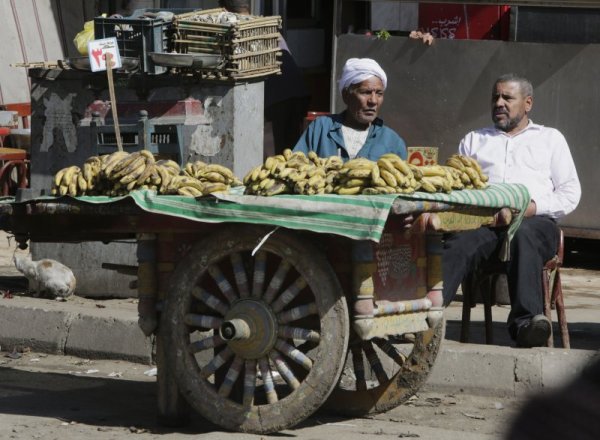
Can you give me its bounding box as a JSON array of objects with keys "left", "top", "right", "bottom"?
[
  {"left": 218, "top": 355, "right": 245, "bottom": 397},
  {"left": 269, "top": 350, "right": 300, "bottom": 390},
  {"left": 191, "top": 286, "right": 228, "bottom": 316},
  {"left": 251, "top": 251, "right": 267, "bottom": 298},
  {"left": 201, "top": 346, "right": 234, "bottom": 379},
  {"left": 258, "top": 357, "right": 278, "bottom": 404},
  {"left": 277, "top": 302, "right": 318, "bottom": 324},
  {"left": 373, "top": 338, "right": 407, "bottom": 367},
  {"left": 189, "top": 334, "right": 225, "bottom": 353},
  {"left": 230, "top": 253, "right": 250, "bottom": 298},
  {"left": 207, "top": 264, "right": 238, "bottom": 304},
  {"left": 270, "top": 277, "right": 308, "bottom": 313},
  {"left": 363, "top": 342, "right": 388, "bottom": 386},
  {"left": 351, "top": 345, "right": 367, "bottom": 392},
  {"left": 278, "top": 325, "right": 320, "bottom": 342},
  {"left": 243, "top": 359, "right": 257, "bottom": 407},
  {"left": 262, "top": 260, "right": 291, "bottom": 303},
  {"left": 184, "top": 313, "right": 223, "bottom": 329},
  {"left": 274, "top": 339, "right": 313, "bottom": 370}
]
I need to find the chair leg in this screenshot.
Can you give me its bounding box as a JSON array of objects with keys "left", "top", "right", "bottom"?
[
  {"left": 481, "top": 286, "right": 494, "bottom": 344},
  {"left": 552, "top": 269, "right": 570, "bottom": 349},
  {"left": 460, "top": 283, "right": 471, "bottom": 343},
  {"left": 542, "top": 268, "right": 554, "bottom": 348}
]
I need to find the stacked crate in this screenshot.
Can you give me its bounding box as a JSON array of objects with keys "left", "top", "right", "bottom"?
[{"left": 173, "top": 8, "right": 282, "bottom": 79}]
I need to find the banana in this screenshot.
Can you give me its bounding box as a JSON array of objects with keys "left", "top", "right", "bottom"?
[
  {"left": 307, "top": 150, "right": 319, "bottom": 164},
  {"left": 112, "top": 154, "right": 145, "bottom": 180},
  {"left": 408, "top": 164, "right": 423, "bottom": 180},
  {"left": 59, "top": 184, "right": 69, "bottom": 196},
  {"left": 68, "top": 174, "right": 78, "bottom": 197},
  {"left": 77, "top": 174, "right": 88, "bottom": 193},
  {"left": 307, "top": 175, "right": 326, "bottom": 189},
  {"left": 103, "top": 151, "right": 130, "bottom": 176},
  {"left": 419, "top": 165, "right": 447, "bottom": 177},
  {"left": 54, "top": 168, "right": 69, "bottom": 187},
  {"left": 347, "top": 168, "right": 372, "bottom": 179},
  {"left": 446, "top": 156, "right": 466, "bottom": 171},
  {"left": 258, "top": 168, "right": 271, "bottom": 180},
  {"left": 199, "top": 171, "right": 227, "bottom": 184},
  {"left": 343, "top": 158, "right": 374, "bottom": 170},
  {"left": 175, "top": 176, "right": 206, "bottom": 192},
  {"left": 107, "top": 152, "right": 138, "bottom": 178},
  {"left": 380, "top": 169, "right": 398, "bottom": 188},
  {"left": 419, "top": 179, "right": 437, "bottom": 193},
  {"left": 120, "top": 162, "right": 147, "bottom": 185},
  {"left": 61, "top": 166, "right": 80, "bottom": 187},
  {"left": 283, "top": 149, "right": 293, "bottom": 161},
  {"left": 203, "top": 183, "right": 229, "bottom": 194},
  {"left": 259, "top": 178, "right": 276, "bottom": 190},
  {"left": 336, "top": 186, "right": 362, "bottom": 195},
  {"left": 139, "top": 150, "right": 155, "bottom": 162},
  {"left": 156, "top": 166, "right": 173, "bottom": 194},
  {"left": 177, "top": 186, "right": 202, "bottom": 197},
  {"left": 157, "top": 159, "right": 181, "bottom": 175},
  {"left": 343, "top": 178, "right": 369, "bottom": 188},
  {"left": 135, "top": 162, "right": 156, "bottom": 186},
  {"left": 362, "top": 187, "right": 382, "bottom": 195},
  {"left": 378, "top": 158, "right": 406, "bottom": 186},
  {"left": 204, "top": 164, "right": 234, "bottom": 180},
  {"left": 264, "top": 182, "right": 288, "bottom": 196},
  {"left": 184, "top": 162, "right": 195, "bottom": 177}
]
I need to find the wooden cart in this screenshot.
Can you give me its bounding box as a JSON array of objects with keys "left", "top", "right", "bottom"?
[{"left": 0, "top": 184, "right": 527, "bottom": 433}]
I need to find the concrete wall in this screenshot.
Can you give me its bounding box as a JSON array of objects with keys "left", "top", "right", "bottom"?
[
  {"left": 28, "top": 69, "right": 264, "bottom": 297},
  {"left": 334, "top": 34, "right": 600, "bottom": 238}
]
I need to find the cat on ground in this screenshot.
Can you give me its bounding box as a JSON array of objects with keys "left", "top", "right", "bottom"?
[{"left": 13, "top": 254, "right": 76, "bottom": 299}]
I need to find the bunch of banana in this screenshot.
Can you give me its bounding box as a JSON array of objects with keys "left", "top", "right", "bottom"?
[
  {"left": 375, "top": 154, "right": 418, "bottom": 194},
  {"left": 334, "top": 158, "right": 377, "bottom": 195},
  {"left": 185, "top": 162, "right": 242, "bottom": 187},
  {"left": 244, "top": 149, "right": 340, "bottom": 196},
  {"left": 155, "top": 159, "right": 181, "bottom": 194},
  {"left": 445, "top": 154, "right": 489, "bottom": 189},
  {"left": 411, "top": 164, "right": 455, "bottom": 193},
  {"left": 51, "top": 165, "right": 87, "bottom": 196},
  {"left": 100, "top": 150, "right": 159, "bottom": 196}
]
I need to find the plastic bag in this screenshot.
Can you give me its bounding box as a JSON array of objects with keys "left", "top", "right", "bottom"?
[{"left": 73, "top": 20, "right": 95, "bottom": 55}]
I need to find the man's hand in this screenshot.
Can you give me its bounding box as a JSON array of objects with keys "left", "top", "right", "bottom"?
[{"left": 524, "top": 200, "right": 537, "bottom": 217}]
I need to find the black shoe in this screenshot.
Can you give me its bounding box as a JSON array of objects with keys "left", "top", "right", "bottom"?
[{"left": 516, "top": 315, "right": 551, "bottom": 348}]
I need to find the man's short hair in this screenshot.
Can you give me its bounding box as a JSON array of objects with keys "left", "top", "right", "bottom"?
[
  {"left": 495, "top": 74, "right": 534, "bottom": 98},
  {"left": 219, "top": 0, "right": 251, "bottom": 13}
]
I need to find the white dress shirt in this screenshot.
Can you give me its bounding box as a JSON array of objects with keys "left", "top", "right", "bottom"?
[{"left": 458, "top": 121, "right": 581, "bottom": 219}]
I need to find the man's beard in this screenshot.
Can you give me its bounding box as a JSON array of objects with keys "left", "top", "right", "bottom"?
[{"left": 493, "top": 112, "right": 524, "bottom": 132}]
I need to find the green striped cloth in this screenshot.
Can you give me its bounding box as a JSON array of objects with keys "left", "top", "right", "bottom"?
[{"left": 68, "top": 183, "right": 529, "bottom": 249}]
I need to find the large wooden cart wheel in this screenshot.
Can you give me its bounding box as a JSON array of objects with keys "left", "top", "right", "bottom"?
[
  {"left": 162, "top": 225, "right": 349, "bottom": 433},
  {"left": 325, "top": 318, "right": 445, "bottom": 415}
]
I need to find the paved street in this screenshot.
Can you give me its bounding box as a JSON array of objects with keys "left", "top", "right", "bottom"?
[{"left": 0, "top": 352, "right": 525, "bottom": 440}]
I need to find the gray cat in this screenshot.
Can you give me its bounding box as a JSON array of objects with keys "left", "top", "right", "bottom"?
[{"left": 13, "top": 254, "right": 76, "bottom": 299}]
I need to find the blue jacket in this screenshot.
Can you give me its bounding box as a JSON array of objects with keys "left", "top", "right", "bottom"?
[{"left": 293, "top": 113, "right": 407, "bottom": 161}]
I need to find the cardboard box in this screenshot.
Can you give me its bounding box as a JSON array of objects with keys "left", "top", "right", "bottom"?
[{"left": 407, "top": 146, "right": 438, "bottom": 166}]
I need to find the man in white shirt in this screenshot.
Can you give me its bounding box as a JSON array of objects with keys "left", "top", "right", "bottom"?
[{"left": 442, "top": 74, "right": 581, "bottom": 347}]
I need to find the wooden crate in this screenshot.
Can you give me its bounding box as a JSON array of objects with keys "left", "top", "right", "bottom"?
[{"left": 173, "top": 8, "right": 282, "bottom": 79}]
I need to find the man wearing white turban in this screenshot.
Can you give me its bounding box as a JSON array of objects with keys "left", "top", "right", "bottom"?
[{"left": 293, "top": 58, "right": 406, "bottom": 161}]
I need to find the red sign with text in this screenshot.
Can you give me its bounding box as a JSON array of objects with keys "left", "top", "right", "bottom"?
[{"left": 418, "top": 3, "right": 510, "bottom": 40}]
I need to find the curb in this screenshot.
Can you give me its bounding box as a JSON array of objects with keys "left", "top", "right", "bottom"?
[
  {"left": 426, "top": 340, "right": 599, "bottom": 397},
  {"left": 1, "top": 296, "right": 598, "bottom": 396},
  {"left": 0, "top": 298, "right": 154, "bottom": 364}
]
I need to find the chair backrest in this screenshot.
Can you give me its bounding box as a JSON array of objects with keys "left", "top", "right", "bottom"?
[{"left": 3, "top": 103, "right": 31, "bottom": 129}]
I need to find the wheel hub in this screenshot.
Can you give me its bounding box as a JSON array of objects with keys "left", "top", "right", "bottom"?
[{"left": 221, "top": 299, "right": 277, "bottom": 359}]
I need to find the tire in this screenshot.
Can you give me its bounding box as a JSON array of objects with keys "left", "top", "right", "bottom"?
[
  {"left": 325, "top": 318, "right": 445, "bottom": 416},
  {"left": 161, "top": 225, "right": 349, "bottom": 433}
]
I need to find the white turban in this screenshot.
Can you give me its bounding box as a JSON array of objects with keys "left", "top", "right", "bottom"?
[{"left": 338, "top": 58, "right": 387, "bottom": 93}]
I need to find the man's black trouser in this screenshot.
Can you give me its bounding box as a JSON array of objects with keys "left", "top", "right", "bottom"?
[{"left": 442, "top": 216, "right": 559, "bottom": 340}]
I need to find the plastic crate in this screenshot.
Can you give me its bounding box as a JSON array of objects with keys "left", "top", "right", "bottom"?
[
  {"left": 94, "top": 9, "right": 197, "bottom": 75},
  {"left": 173, "top": 8, "right": 282, "bottom": 80}
]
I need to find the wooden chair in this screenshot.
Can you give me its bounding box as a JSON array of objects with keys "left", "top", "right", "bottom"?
[
  {"left": 460, "top": 229, "right": 569, "bottom": 348},
  {"left": 0, "top": 147, "right": 29, "bottom": 196}
]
